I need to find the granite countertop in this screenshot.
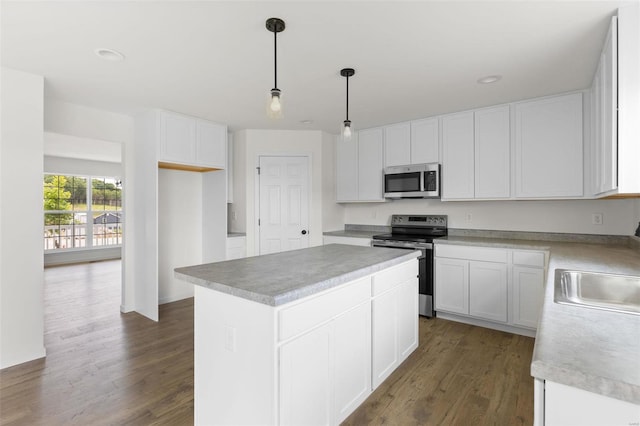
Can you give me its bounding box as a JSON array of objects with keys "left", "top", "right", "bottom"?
[
  {"left": 227, "top": 232, "right": 246, "bottom": 238},
  {"left": 175, "top": 244, "right": 419, "bottom": 307},
  {"left": 322, "top": 229, "right": 382, "bottom": 239},
  {"left": 435, "top": 235, "right": 640, "bottom": 404}
]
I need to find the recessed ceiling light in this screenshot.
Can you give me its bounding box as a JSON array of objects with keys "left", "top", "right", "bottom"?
[
  {"left": 95, "top": 48, "right": 125, "bottom": 62},
  {"left": 300, "top": 120, "right": 313, "bottom": 125},
  {"left": 477, "top": 75, "right": 502, "bottom": 84}
]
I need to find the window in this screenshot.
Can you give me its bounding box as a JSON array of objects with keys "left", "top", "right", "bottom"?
[{"left": 44, "top": 174, "right": 122, "bottom": 251}]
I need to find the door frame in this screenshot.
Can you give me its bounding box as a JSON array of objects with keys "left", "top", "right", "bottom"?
[{"left": 253, "top": 153, "right": 312, "bottom": 256}]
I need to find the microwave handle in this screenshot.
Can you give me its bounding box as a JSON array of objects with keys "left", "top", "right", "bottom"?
[{"left": 420, "top": 171, "right": 425, "bottom": 192}]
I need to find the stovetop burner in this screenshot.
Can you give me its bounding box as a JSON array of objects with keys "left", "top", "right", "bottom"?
[{"left": 372, "top": 214, "right": 448, "bottom": 243}]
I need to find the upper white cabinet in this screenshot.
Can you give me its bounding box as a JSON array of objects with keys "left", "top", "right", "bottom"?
[
  {"left": 357, "top": 128, "right": 385, "bottom": 201},
  {"left": 410, "top": 118, "right": 439, "bottom": 164},
  {"left": 441, "top": 111, "right": 475, "bottom": 199},
  {"left": 336, "top": 133, "right": 359, "bottom": 202},
  {"left": 384, "top": 122, "right": 411, "bottom": 167},
  {"left": 514, "top": 93, "right": 583, "bottom": 198},
  {"left": 474, "top": 105, "right": 511, "bottom": 198},
  {"left": 158, "top": 110, "right": 226, "bottom": 169},
  {"left": 227, "top": 132, "right": 233, "bottom": 203},
  {"left": 591, "top": 5, "right": 640, "bottom": 197},
  {"left": 441, "top": 106, "right": 510, "bottom": 200}
]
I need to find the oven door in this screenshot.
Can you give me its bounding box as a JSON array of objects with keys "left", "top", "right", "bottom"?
[
  {"left": 384, "top": 170, "right": 423, "bottom": 198},
  {"left": 371, "top": 241, "right": 434, "bottom": 317}
]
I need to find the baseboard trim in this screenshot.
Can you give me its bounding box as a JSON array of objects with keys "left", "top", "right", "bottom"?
[{"left": 436, "top": 311, "right": 536, "bottom": 338}]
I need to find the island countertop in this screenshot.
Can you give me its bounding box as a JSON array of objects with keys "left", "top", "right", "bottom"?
[{"left": 175, "top": 244, "right": 420, "bottom": 306}]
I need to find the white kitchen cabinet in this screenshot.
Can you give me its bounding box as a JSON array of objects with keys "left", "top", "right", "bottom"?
[
  {"left": 474, "top": 105, "right": 510, "bottom": 198},
  {"left": 469, "top": 261, "right": 508, "bottom": 323},
  {"left": 540, "top": 380, "right": 640, "bottom": 426},
  {"left": 336, "top": 133, "right": 359, "bottom": 202},
  {"left": 410, "top": 117, "right": 439, "bottom": 164},
  {"left": 514, "top": 93, "right": 583, "bottom": 198},
  {"left": 384, "top": 122, "right": 411, "bottom": 167},
  {"left": 434, "top": 257, "right": 469, "bottom": 315},
  {"left": 441, "top": 111, "right": 475, "bottom": 199},
  {"left": 372, "top": 261, "right": 418, "bottom": 389},
  {"left": 158, "top": 110, "right": 226, "bottom": 169},
  {"left": 226, "top": 132, "right": 233, "bottom": 203},
  {"left": 435, "top": 244, "right": 544, "bottom": 335},
  {"left": 357, "top": 128, "right": 385, "bottom": 201},
  {"left": 226, "top": 235, "right": 246, "bottom": 260},
  {"left": 323, "top": 235, "right": 371, "bottom": 247}
]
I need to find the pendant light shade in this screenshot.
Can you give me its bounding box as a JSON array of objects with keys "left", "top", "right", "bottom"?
[
  {"left": 340, "top": 68, "right": 355, "bottom": 141},
  {"left": 266, "top": 18, "right": 285, "bottom": 119}
]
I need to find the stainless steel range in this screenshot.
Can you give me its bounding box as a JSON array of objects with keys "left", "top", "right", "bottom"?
[{"left": 372, "top": 214, "right": 448, "bottom": 317}]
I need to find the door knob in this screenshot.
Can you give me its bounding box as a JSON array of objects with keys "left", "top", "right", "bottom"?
[{"left": 301, "top": 230, "right": 307, "bottom": 235}]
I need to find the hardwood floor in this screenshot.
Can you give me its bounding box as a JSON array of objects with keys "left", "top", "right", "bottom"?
[{"left": 0, "top": 260, "right": 534, "bottom": 425}]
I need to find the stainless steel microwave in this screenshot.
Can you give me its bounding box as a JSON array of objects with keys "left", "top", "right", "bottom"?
[{"left": 384, "top": 163, "right": 440, "bottom": 199}]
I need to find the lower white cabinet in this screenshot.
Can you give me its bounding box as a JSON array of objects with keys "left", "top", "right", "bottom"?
[
  {"left": 537, "top": 379, "right": 640, "bottom": 426},
  {"left": 226, "top": 235, "right": 246, "bottom": 260},
  {"left": 371, "top": 261, "right": 419, "bottom": 389},
  {"left": 435, "top": 244, "right": 545, "bottom": 335}
]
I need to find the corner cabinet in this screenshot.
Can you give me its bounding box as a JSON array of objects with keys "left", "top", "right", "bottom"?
[
  {"left": 514, "top": 93, "right": 583, "bottom": 198},
  {"left": 435, "top": 244, "right": 546, "bottom": 336}
]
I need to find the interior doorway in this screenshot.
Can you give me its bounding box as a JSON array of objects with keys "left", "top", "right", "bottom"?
[{"left": 258, "top": 155, "right": 310, "bottom": 255}]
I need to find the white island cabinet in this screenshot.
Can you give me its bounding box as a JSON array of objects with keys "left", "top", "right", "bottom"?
[{"left": 176, "top": 245, "right": 419, "bottom": 426}]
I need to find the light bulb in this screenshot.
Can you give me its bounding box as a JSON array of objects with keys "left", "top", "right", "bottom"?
[
  {"left": 343, "top": 120, "right": 352, "bottom": 140},
  {"left": 267, "top": 89, "right": 283, "bottom": 119}
]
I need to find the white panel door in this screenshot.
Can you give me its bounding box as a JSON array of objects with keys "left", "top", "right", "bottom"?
[
  {"left": 474, "top": 105, "right": 511, "bottom": 198},
  {"left": 384, "top": 122, "right": 411, "bottom": 167},
  {"left": 357, "top": 128, "right": 384, "bottom": 201},
  {"left": 514, "top": 93, "right": 583, "bottom": 198},
  {"left": 512, "top": 266, "right": 544, "bottom": 329},
  {"left": 333, "top": 302, "right": 372, "bottom": 424},
  {"left": 434, "top": 257, "right": 469, "bottom": 315},
  {"left": 279, "top": 323, "right": 332, "bottom": 426},
  {"left": 259, "top": 156, "right": 309, "bottom": 255},
  {"left": 441, "top": 112, "right": 475, "bottom": 199},
  {"left": 196, "top": 120, "right": 226, "bottom": 169},
  {"left": 411, "top": 117, "right": 439, "bottom": 164},
  {"left": 469, "top": 261, "right": 508, "bottom": 323},
  {"left": 336, "top": 133, "right": 358, "bottom": 201}
]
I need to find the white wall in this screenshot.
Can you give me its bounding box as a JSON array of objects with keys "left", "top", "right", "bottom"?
[
  {"left": 231, "top": 129, "right": 334, "bottom": 256},
  {"left": 158, "top": 169, "right": 201, "bottom": 304},
  {"left": 342, "top": 198, "right": 638, "bottom": 236},
  {"left": 321, "top": 133, "right": 344, "bottom": 232},
  {"left": 44, "top": 155, "right": 122, "bottom": 178},
  {"left": 0, "top": 68, "right": 46, "bottom": 369},
  {"left": 44, "top": 131, "right": 121, "bottom": 163}
]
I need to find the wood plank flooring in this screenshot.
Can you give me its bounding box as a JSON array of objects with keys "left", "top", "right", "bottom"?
[{"left": 0, "top": 260, "right": 534, "bottom": 425}]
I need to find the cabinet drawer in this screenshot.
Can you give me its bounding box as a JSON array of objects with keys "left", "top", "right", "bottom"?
[
  {"left": 372, "top": 260, "right": 417, "bottom": 297},
  {"left": 513, "top": 250, "right": 545, "bottom": 268},
  {"left": 279, "top": 276, "right": 371, "bottom": 341},
  {"left": 436, "top": 245, "right": 508, "bottom": 263},
  {"left": 226, "top": 236, "right": 246, "bottom": 249}
]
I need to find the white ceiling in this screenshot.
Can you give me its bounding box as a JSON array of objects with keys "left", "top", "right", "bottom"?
[{"left": 1, "top": 1, "right": 631, "bottom": 134}]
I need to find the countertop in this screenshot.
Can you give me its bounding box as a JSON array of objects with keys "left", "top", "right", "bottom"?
[
  {"left": 322, "top": 229, "right": 382, "bottom": 239},
  {"left": 175, "top": 244, "right": 419, "bottom": 307},
  {"left": 435, "top": 235, "right": 640, "bottom": 404},
  {"left": 227, "top": 232, "right": 246, "bottom": 238}
]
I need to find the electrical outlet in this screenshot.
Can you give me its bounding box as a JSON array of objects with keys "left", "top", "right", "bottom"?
[
  {"left": 466, "top": 213, "right": 473, "bottom": 223},
  {"left": 592, "top": 213, "right": 603, "bottom": 225}
]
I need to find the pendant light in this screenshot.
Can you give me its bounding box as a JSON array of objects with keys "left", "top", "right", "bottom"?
[
  {"left": 266, "top": 18, "right": 285, "bottom": 119},
  {"left": 340, "top": 68, "right": 355, "bottom": 140}
]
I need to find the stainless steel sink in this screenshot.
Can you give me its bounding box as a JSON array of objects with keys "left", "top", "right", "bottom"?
[{"left": 554, "top": 269, "right": 640, "bottom": 315}]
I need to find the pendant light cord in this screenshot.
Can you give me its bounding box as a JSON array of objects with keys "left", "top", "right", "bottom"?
[
  {"left": 274, "top": 30, "right": 278, "bottom": 89},
  {"left": 345, "top": 75, "right": 349, "bottom": 121}
]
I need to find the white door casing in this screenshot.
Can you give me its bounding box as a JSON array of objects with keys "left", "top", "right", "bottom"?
[{"left": 258, "top": 156, "right": 310, "bottom": 255}]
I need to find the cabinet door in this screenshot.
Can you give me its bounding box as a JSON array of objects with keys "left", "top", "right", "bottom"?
[
  {"left": 411, "top": 118, "right": 439, "bottom": 164},
  {"left": 160, "top": 111, "right": 196, "bottom": 164},
  {"left": 397, "top": 278, "right": 418, "bottom": 361},
  {"left": 384, "top": 122, "right": 411, "bottom": 167},
  {"left": 592, "top": 59, "right": 603, "bottom": 195},
  {"left": 357, "top": 128, "right": 384, "bottom": 201},
  {"left": 372, "top": 288, "right": 398, "bottom": 389},
  {"left": 469, "top": 261, "right": 508, "bottom": 323},
  {"left": 600, "top": 17, "right": 618, "bottom": 194},
  {"left": 336, "top": 134, "right": 359, "bottom": 201},
  {"left": 196, "top": 120, "right": 226, "bottom": 169},
  {"left": 333, "top": 302, "right": 372, "bottom": 424},
  {"left": 280, "top": 324, "right": 331, "bottom": 426},
  {"left": 441, "top": 112, "right": 475, "bottom": 199},
  {"left": 435, "top": 257, "right": 469, "bottom": 315},
  {"left": 512, "top": 266, "right": 543, "bottom": 329},
  {"left": 514, "top": 93, "right": 583, "bottom": 198},
  {"left": 227, "top": 132, "right": 233, "bottom": 202},
  {"left": 474, "top": 106, "right": 510, "bottom": 198}
]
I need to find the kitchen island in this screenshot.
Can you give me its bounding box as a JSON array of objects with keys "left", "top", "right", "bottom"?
[{"left": 175, "top": 244, "right": 420, "bottom": 426}]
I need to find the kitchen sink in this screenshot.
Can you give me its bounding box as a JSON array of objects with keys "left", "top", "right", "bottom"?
[{"left": 554, "top": 269, "right": 640, "bottom": 316}]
